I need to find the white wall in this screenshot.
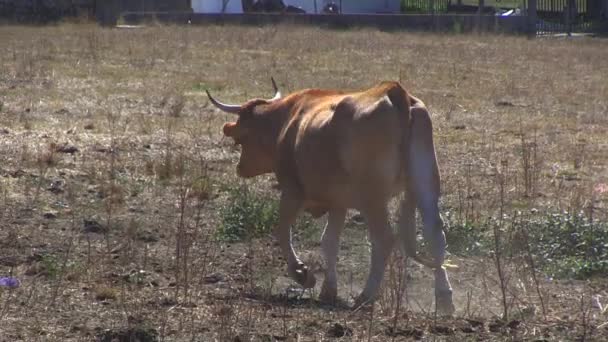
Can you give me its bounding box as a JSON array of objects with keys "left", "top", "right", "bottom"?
[{"left": 191, "top": 0, "right": 243, "bottom": 13}]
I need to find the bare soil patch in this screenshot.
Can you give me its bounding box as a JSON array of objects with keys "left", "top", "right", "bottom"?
[{"left": 1, "top": 23, "right": 607, "bottom": 341}]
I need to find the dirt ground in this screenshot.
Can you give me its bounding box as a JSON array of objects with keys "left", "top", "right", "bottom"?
[{"left": 1, "top": 22, "right": 608, "bottom": 341}]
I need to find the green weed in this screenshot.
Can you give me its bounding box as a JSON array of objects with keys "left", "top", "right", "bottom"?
[
  {"left": 218, "top": 186, "right": 318, "bottom": 242},
  {"left": 444, "top": 211, "right": 489, "bottom": 256},
  {"left": 526, "top": 211, "right": 608, "bottom": 279},
  {"left": 444, "top": 210, "right": 608, "bottom": 279},
  {"left": 218, "top": 186, "right": 280, "bottom": 242}
]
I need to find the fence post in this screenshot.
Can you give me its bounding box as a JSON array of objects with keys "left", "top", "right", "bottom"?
[
  {"left": 431, "top": 0, "right": 436, "bottom": 31},
  {"left": 477, "top": 0, "right": 485, "bottom": 32},
  {"left": 528, "top": 0, "right": 537, "bottom": 36}
]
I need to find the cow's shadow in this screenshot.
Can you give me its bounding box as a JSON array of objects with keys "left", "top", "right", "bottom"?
[{"left": 243, "top": 287, "right": 353, "bottom": 311}]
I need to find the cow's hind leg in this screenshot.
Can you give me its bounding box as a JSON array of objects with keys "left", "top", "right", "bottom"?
[
  {"left": 398, "top": 191, "right": 417, "bottom": 263},
  {"left": 276, "top": 192, "right": 316, "bottom": 289},
  {"left": 319, "top": 208, "right": 346, "bottom": 305},
  {"left": 353, "top": 203, "right": 394, "bottom": 309},
  {"left": 408, "top": 105, "right": 455, "bottom": 315}
]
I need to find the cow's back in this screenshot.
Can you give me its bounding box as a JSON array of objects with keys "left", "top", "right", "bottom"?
[{"left": 290, "top": 83, "right": 410, "bottom": 210}]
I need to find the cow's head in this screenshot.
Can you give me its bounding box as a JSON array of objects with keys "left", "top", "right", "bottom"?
[{"left": 206, "top": 78, "right": 282, "bottom": 178}]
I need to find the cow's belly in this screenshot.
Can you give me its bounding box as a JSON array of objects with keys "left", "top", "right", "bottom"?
[{"left": 300, "top": 162, "right": 404, "bottom": 211}]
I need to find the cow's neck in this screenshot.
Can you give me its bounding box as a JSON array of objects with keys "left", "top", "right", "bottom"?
[
  {"left": 267, "top": 101, "right": 297, "bottom": 161},
  {"left": 266, "top": 96, "right": 307, "bottom": 193}
]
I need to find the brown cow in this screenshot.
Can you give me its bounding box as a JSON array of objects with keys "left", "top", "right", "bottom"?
[{"left": 207, "top": 79, "right": 455, "bottom": 314}]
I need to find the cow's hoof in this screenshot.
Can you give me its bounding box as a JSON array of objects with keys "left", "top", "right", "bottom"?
[
  {"left": 319, "top": 283, "right": 337, "bottom": 305},
  {"left": 435, "top": 291, "right": 455, "bottom": 316},
  {"left": 292, "top": 264, "right": 316, "bottom": 289}
]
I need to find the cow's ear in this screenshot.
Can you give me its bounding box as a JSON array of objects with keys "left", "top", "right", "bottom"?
[{"left": 223, "top": 122, "right": 238, "bottom": 137}]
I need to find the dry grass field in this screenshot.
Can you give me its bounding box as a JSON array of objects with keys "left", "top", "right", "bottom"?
[{"left": 1, "top": 22, "right": 608, "bottom": 341}]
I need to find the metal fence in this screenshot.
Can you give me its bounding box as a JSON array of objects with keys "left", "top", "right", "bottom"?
[
  {"left": 536, "top": 0, "right": 608, "bottom": 34},
  {"left": 2, "top": 0, "right": 606, "bottom": 35},
  {"left": 402, "top": 0, "right": 451, "bottom": 13},
  {"left": 538, "top": 0, "right": 588, "bottom": 14}
]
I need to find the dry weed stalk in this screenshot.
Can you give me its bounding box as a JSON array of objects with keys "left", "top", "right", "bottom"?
[
  {"left": 48, "top": 182, "right": 80, "bottom": 307},
  {"left": 174, "top": 153, "right": 190, "bottom": 303},
  {"left": 366, "top": 300, "right": 375, "bottom": 342},
  {"left": 579, "top": 290, "right": 594, "bottom": 342},
  {"left": 519, "top": 127, "right": 542, "bottom": 204},
  {"left": 518, "top": 215, "right": 548, "bottom": 321},
  {"left": 493, "top": 162, "right": 510, "bottom": 321}
]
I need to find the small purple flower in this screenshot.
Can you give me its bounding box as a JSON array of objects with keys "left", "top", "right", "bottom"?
[{"left": 0, "top": 277, "right": 20, "bottom": 288}]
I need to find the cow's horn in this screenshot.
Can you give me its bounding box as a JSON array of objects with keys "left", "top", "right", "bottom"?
[
  {"left": 268, "top": 77, "right": 281, "bottom": 101},
  {"left": 206, "top": 90, "right": 242, "bottom": 114}
]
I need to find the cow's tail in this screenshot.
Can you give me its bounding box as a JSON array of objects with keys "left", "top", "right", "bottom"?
[{"left": 388, "top": 83, "right": 442, "bottom": 270}]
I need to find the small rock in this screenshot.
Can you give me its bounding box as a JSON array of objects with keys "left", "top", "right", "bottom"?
[
  {"left": 489, "top": 320, "right": 503, "bottom": 333},
  {"left": 9, "top": 169, "right": 26, "bottom": 178},
  {"left": 136, "top": 230, "right": 159, "bottom": 243},
  {"left": 47, "top": 180, "right": 64, "bottom": 194},
  {"left": 25, "top": 263, "right": 43, "bottom": 276},
  {"left": 351, "top": 213, "right": 365, "bottom": 225},
  {"left": 592, "top": 295, "right": 603, "bottom": 311},
  {"left": 327, "top": 323, "right": 352, "bottom": 338},
  {"left": 507, "top": 320, "right": 521, "bottom": 330},
  {"left": 97, "top": 327, "right": 158, "bottom": 342},
  {"left": 496, "top": 100, "right": 515, "bottom": 107},
  {"left": 519, "top": 304, "right": 537, "bottom": 319},
  {"left": 460, "top": 326, "right": 476, "bottom": 333},
  {"left": 26, "top": 253, "right": 44, "bottom": 263},
  {"left": 159, "top": 296, "right": 177, "bottom": 306},
  {"left": 257, "top": 334, "right": 282, "bottom": 342},
  {"left": 385, "top": 326, "right": 424, "bottom": 339},
  {"left": 94, "top": 146, "right": 113, "bottom": 154},
  {"left": 43, "top": 211, "right": 57, "bottom": 219},
  {"left": 55, "top": 144, "right": 79, "bottom": 154},
  {"left": 83, "top": 219, "right": 105, "bottom": 233},
  {"left": 70, "top": 325, "right": 85, "bottom": 333},
  {"left": 430, "top": 325, "right": 454, "bottom": 335},
  {"left": 203, "top": 273, "right": 223, "bottom": 284},
  {"left": 466, "top": 319, "right": 484, "bottom": 328}
]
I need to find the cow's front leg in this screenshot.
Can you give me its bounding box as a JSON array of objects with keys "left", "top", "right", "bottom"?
[
  {"left": 275, "top": 192, "right": 315, "bottom": 288},
  {"left": 319, "top": 208, "right": 346, "bottom": 304},
  {"left": 354, "top": 204, "right": 394, "bottom": 309}
]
